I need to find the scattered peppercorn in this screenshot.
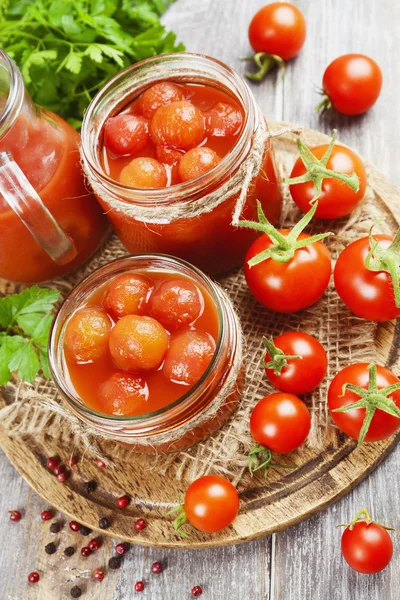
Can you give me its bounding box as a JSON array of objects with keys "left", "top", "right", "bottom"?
[
  {"left": 57, "top": 471, "right": 69, "bottom": 483},
  {"left": 47, "top": 457, "right": 59, "bottom": 470},
  {"left": 96, "top": 459, "right": 106, "bottom": 468},
  {"left": 64, "top": 546, "right": 75, "bottom": 557},
  {"left": 151, "top": 561, "right": 163, "bottom": 574},
  {"left": 192, "top": 586, "right": 203, "bottom": 597},
  {"left": 28, "top": 572, "right": 40, "bottom": 584},
  {"left": 84, "top": 481, "right": 97, "bottom": 494},
  {"left": 99, "top": 517, "right": 110, "bottom": 530},
  {"left": 45, "top": 542, "right": 57, "bottom": 555},
  {"left": 50, "top": 522, "right": 61, "bottom": 534},
  {"left": 69, "top": 521, "right": 81, "bottom": 532},
  {"left": 93, "top": 568, "right": 105, "bottom": 582},
  {"left": 41, "top": 510, "right": 53, "bottom": 521},
  {"left": 53, "top": 464, "right": 65, "bottom": 476},
  {"left": 9, "top": 510, "right": 21, "bottom": 522},
  {"left": 115, "top": 542, "right": 128, "bottom": 555},
  {"left": 134, "top": 518, "right": 146, "bottom": 531},
  {"left": 70, "top": 585, "right": 82, "bottom": 598},
  {"left": 79, "top": 525, "right": 92, "bottom": 536},
  {"left": 116, "top": 495, "right": 129, "bottom": 509},
  {"left": 81, "top": 546, "right": 91, "bottom": 557},
  {"left": 135, "top": 581, "right": 145, "bottom": 592},
  {"left": 88, "top": 538, "right": 101, "bottom": 552},
  {"left": 68, "top": 456, "right": 78, "bottom": 466},
  {"left": 108, "top": 556, "right": 122, "bottom": 570}
]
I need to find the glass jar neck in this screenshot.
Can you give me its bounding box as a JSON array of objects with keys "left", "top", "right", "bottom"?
[
  {"left": 0, "top": 50, "right": 31, "bottom": 141},
  {"left": 81, "top": 52, "right": 260, "bottom": 206}
]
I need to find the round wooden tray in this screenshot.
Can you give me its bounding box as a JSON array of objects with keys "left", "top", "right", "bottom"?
[{"left": 1, "top": 123, "right": 399, "bottom": 549}]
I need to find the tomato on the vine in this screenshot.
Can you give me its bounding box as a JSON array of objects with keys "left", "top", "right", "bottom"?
[
  {"left": 263, "top": 332, "right": 327, "bottom": 394},
  {"left": 328, "top": 362, "right": 400, "bottom": 444},
  {"left": 334, "top": 231, "right": 400, "bottom": 321},
  {"left": 317, "top": 54, "right": 383, "bottom": 115},
  {"left": 250, "top": 392, "right": 311, "bottom": 455},
  {"left": 172, "top": 475, "right": 240, "bottom": 535},
  {"left": 240, "top": 201, "right": 331, "bottom": 313},
  {"left": 245, "top": 2, "right": 306, "bottom": 82},
  {"left": 341, "top": 509, "right": 393, "bottom": 574}
]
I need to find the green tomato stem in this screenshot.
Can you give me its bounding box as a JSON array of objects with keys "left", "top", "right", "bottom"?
[
  {"left": 242, "top": 52, "right": 285, "bottom": 82},
  {"left": 365, "top": 221, "right": 400, "bottom": 308},
  {"left": 315, "top": 94, "right": 332, "bottom": 113},
  {"left": 262, "top": 336, "right": 302, "bottom": 375}
]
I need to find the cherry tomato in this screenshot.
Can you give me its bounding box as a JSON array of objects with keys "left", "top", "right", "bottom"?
[
  {"left": 139, "top": 82, "right": 185, "bottom": 119},
  {"left": 64, "top": 307, "right": 111, "bottom": 363},
  {"left": 98, "top": 372, "right": 149, "bottom": 416},
  {"left": 178, "top": 147, "right": 220, "bottom": 182},
  {"left": 334, "top": 234, "right": 400, "bottom": 322},
  {"left": 184, "top": 475, "right": 239, "bottom": 533},
  {"left": 104, "top": 114, "right": 150, "bottom": 156},
  {"left": 288, "top": 144, "right": 367, "bottom": 220},
  {"left": 119, "top": 157, "right": 167, "bottom": 189},
  {"left": 342, "top": 521, "right": 393, "bottom": 574},
  {"left": 103, "top": 273, "right": 153, "bottom": 319},
  {"left": 150, "top": 101, "right": 205, "bottom": 150},
  {"left": 205, "top": 102, "right": 243, "bottom": 138},
  {"left": 248, "top": 2, "right": 306, "bottom": 61},
  {"left": 264, "top": 332, "right": 327, "bottom": 394},
  {"left": 250, "top": 392, "right": 311, "bottom": 454},
  {"left": 328, "top": 363, "right": 400, "bottom": 442},
  {"left": 320, "top": 54, "right": 382, "bottom": 116},
  {"left": 156, "top": 145, "right": 184, "bottom": 166},
  {"left": 163, "top": 330, "right": 215, "bottom": 385},
  {"left": 149, "top": 279, "right": 203, "bottom": 331},
  {"left": 244, "top": 232, "right": 331, "bottom": 313},
  {"left": 109, "top": 315, "right": 169, "bottom": 371}
]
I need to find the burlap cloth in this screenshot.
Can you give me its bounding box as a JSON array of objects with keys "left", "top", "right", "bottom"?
[{"left": 0, "top": 124, "right": 395, "bottom": 486}]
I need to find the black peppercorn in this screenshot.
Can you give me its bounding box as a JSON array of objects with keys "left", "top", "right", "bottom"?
[
  {"left": 79, "top": 525, "right": 92, "bottom": 536},
  {"left": 70, "top": 586, "right": 82, "bottom": 598},
  {"left": 99, "top": 517, "right": 110, "bottom": 529},
  {"left": 108, "top": 556, "right": 122, "bottom": 570},
  {"left": 64, "top": 546, "right": 75, "bottom": 557},
  {"left": 50, "top": 522, "right": 61, "bottom": 534},
  {"left": 84, "top": 481, "right": 97, "bottom": 494},
  {"left": 45, "top": 542, "right": 57, "bottom": 555}
]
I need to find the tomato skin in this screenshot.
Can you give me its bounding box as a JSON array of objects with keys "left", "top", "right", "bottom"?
[
  {"left": 244, "top": 232, "right": 331, "bottom": 313},
  {"left": 265, "top": 332, "right": 327, "bottom": 394},
  {"left": 341, "top": 522, "right": 393, "bottom": 574},
  {"left": 334, "top": 235, "right": 400, "bottom": 322},
  {"left": 328, "top": 363, "right": 400, "bottom": 442},
  {"left": 250, "top": 393, "right": 311, "bottom": 454},
  {"left": 289, "top": 145, "right": 367, "bottom": 219},
  {"left": 248, "top": 2, "right": 306, "bottom": 61},
  {"left": 184, "top": 476, "right": 240, "bottom": 533},
  {"left": 322, "top": 54, "right": 383, "bottom": 115}
]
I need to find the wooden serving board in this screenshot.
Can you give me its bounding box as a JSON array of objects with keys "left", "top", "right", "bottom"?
[{"left": 1, "top": 123, "right": 399, "bottom": 550}]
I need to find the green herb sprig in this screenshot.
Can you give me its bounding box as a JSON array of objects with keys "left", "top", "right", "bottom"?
[
  {"left": 0, "top": 0, "right": 184, "bottom": 127},
  {"left": 0, "top": 286, "right": 60, "bottom": 384}
]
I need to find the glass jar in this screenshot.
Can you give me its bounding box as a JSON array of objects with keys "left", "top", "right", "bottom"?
[
  {"left": 81, "top": 52, "right": 282, "bottom": 275},
  {"left": 0, "top": 50, "right": 109, "bottom": 283},
  {"left": 49, "top": 254, "right": 244, "bottom": 453}
]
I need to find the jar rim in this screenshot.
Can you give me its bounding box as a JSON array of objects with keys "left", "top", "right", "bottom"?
[
  {"left": 0, "top": 50, "right": 25, "bottom": 141},
  {"left": 80, "top": 52, "right": 259, "bottom": 206},
  {"left": 49, "top": 253, "right": 233, "bottom": 429}
]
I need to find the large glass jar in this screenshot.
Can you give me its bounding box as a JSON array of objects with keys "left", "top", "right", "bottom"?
[
  {"left": 81, "top": 53, "right": 282, "bottom": 275},
  {"left": 0, "top": 50, "right": 109, "bottom": 283},
  {"left": 49, "top": 255, "right": 243, "bottom": 453}
]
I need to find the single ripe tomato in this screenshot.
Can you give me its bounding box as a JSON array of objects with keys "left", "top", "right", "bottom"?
[
  {"left": 288, "top": 144, "right": 367, "bottom": 219},
  {"left": 183, "top": 475, "right": 239, "bottom": 533},
  {"left": 319, "top": 54, "right": 383, "bottom": 115},
  {"left": 150, "top": 101, "right": 205, "bottom": 150},
  {"left": 163, "top": 330, "right": 215, "bottom": 385},
  {"left": 244, "top": 232, "right": 331, "bottom": 313},
  {"left": 334, "top": 234, "right": 400, "bottom": 322},
  {"left": 139, "top": 82, "right": 185, "bottom": 119},
  {"left": 264, "top": 332, "right": 327, "bottom": 394},
  {"left": 104, "top": 114, "right": 150, "bottom": 156},
  {"left": 119, "top": 157, "right": 167, "bottom": 189},
  {"left": 250, "top": 392, "right": 311, "bottom": 454},
  {"left": 64, "top": 307, "right": 112, "bottom": 363},
  {"left": 328, "top": 363, "right": 400, "bottom": 443},
  {"left": 342, "top": 521, "right": 393, "bottom": 574},
  {"left": 98, "top": 372, "right": 149, "bottom": 416},
  {"left": 103, "top": 273, "right": 153, "bottom": 319},
  {"left": 178, "top": 147, "right": 220, "bottom": 182},
  {"left": 248, "top": 2, "right": 306, "bottom": 61},
  {"left": 149, "top": 279, "right": 204, "bottom": 331},
  {"left": 205, "top": 102, "right": 243, "bottom": 138}
]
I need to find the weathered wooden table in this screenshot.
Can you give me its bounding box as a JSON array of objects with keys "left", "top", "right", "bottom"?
[{"left": 0, "top": 0, "right": 398, "bottom": 598}]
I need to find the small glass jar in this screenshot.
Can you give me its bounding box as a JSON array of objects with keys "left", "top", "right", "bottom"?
[
  {"left": 81, "top": 52, "right": 282, "bottom": 275},
  {"left": 0, "top": 50, "right": 109, "bottom": 283},
  {"left": 49, "top": 255, "right": 243, "bottom": 453}
]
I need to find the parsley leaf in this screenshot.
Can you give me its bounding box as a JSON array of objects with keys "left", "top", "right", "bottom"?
[
  {"left": 0, "top": 0, "right": 184, "bottom": 127},
  {"left": 0, "top": 286, "right": 60, "bottom": 384}
]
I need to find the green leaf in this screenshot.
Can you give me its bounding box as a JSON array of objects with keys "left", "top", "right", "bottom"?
[
  {"left": 9, "top": 341, "right": 40, "bottom": 382},
  {"left": 14, "top": 286, "right": 60, "bottom": 317},
  {"left": 38, "top": 346, "right": 51, "bottom": 379},
  {"left": 32, "top": 314, "right": 54, "bottom": 346},
  {"left": 61, "top": 14, "right": 82, "bottom": 36},
  {"left": 90, "top": 0, "right": 118, "bottom": 17},
  {"left": 15, "top": 312, "right": 43, "bottom": 337},
  {"left": 84, "top": 43, "right": 103, "bottom": 64},
  {"left": 64, "top": 51, "right": 83, "bottom": 74},
  {"left": 0, "top": 335, "right": 25, "bottom": 385},
  {"left": 0, "top": 296, "right": 14, "bottom": 328}
]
